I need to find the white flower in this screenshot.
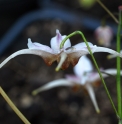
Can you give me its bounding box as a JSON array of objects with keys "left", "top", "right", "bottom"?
[
  {"left": 0, "top": 29, "right": 121, "bottom": 70},
  {"left": 94, "top": 25, "right": 113, "bottom": 47},
  {"left": 32, "top": 56, "right": 122, "bottom": 113}
]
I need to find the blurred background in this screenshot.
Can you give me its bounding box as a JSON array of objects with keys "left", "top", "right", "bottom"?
[{"left": 0, "top": 0, "right": 121, "bottom": 123}]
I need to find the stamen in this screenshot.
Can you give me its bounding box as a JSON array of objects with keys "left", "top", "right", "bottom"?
[{"left": 55, "top": 52, "right": 67, "bottom": 71}]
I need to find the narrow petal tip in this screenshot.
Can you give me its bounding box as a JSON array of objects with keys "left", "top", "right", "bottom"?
[
  {"left": 28, "top": 38, "right": 32, "bottom": 46},
  {"left": 27, "top": 38, "right": 33, "bottom": 49},
  {"left": 107, "top": 55, "right": 113, "bottom": 59},
  {"left": 28, "top": 38, "right": 31, "bottom": 42},
  {"left": 55, "top": 67, "right": 60, "bottom": 72},
  {"left": 96, "top": 108, "right": 100, "bottom": 114},
  {"left": 56, "top": 29, "right": 60, "bottom": 34},
  {"left": 32, "top": 90, "right": 38, "bottom": 96},
  {"left": 107, "top": 55, "right": 116, "bottom": 59}
]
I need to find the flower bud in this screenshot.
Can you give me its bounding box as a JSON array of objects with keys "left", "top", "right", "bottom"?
[{"left": 94, "top": 25, "right": 113, "bottom": 47}]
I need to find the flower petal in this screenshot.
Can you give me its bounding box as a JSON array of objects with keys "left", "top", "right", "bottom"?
[
  {"left": 65, "top": 42, "right": 96, "bottom": 66},
  {"left": 62, "top": 35, "right": 71, "bottom": 50},
  {"left": 50, "top": 29, "right": 71, "bottom": 53},
  {"left": 32, "top": 79, "right": 74, "bottom": 95},
  {"left": 66, "top": 42, "right": 122, "bottom": 67},
  {"left": 73, "top": 56, "right": 93, "bottom": 77},
  {"left": 73, "top": 42, "right": 94, "bottom": 50},
  {"left": 66, "top": 42, "right": 96, "bottom": 55},
  {"left": 55, "top": 52, "right": 68, "bottom": 71},
  {"left": 94, "top": 47, "right": 122, "bottom": 58},
  {"left": 87, "top": 69, "right": 122, "bottom": 85},
  {"left": 85, "top": 83, "right": 100, "bottom": 113},
  {"left": 65, "top": 74, "right": 80, "bottom": 83},
  {"left": 0, "top": 49, "right": 57, "bottom": 68},
  {"left": 72, "top": 42, "right": 122, "bottom": 58},
  {"left": 101, "top": 69, "right": 122, "bottom": 76},
  {"left": 107, "top": 50, "right": 122, "bottom": 59},
  {"left": 28, "top": 38, "right": 53, "bottom": 53}
]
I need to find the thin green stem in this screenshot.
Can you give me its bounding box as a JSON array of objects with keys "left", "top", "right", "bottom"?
[
  {"left": 0, "top": 86, "right": 31, "bottom": 124},
  {"left": 60, "top": 31, "right": 118, "bottom": 116},
  {"left": 116, "top": 8, "right": 122, "bottom": 118},
  {"left": 96, "top": 0, "right": 119, "bottom": 24}
]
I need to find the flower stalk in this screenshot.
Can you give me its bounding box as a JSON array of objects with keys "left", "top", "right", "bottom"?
[
  {"left": 60, "top": 31, "right": 118, "bottom": 116},
  {"left": 117, "top": 6, "right": 122, "bottom": 120},
  {"left": 96, "top": 0, "right": 119, "bottom": 24},
  {"left": 0, "top": 87, "right": 31, "bottom": 124}
]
